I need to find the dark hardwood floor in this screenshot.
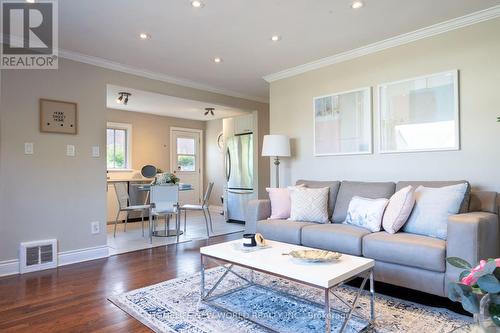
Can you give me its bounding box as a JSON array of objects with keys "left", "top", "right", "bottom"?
[{"left": 0, "top": 232, "right": 467, "bottom": 332}]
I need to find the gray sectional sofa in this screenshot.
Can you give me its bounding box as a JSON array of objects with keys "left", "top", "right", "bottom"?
[{"left": 245, "top": 180, "right": 499, "bottom": 297}]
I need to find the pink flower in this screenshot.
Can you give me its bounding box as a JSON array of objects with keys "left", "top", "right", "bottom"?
[
  {"left": 461, "top": 260, "right": 487, "bottom": 286},
  {"left": 460, "top": 258, "right": 500, "bottom": 286}
]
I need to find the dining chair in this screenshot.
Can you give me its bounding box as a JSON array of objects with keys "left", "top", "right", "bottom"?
[
  {"left": 149, "top": 184, "right": 180, "bottom": 244},
  {"left": 113, "top": 182, "right": 150, "bottom": 237},
  {"left": 140, "top": 165, "right": 157, "bottom": 205},
  {"left": 179, "top": 182, "right": 214, "bottom": 238}
]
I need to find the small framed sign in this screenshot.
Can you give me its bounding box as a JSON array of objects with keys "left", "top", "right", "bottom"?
[{"left": 40, "top": 99, "right": 77, "bottom": 134}]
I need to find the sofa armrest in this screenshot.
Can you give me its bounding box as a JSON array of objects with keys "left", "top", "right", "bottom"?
[
  {"left": 245, "top": 199, "right": 271, "bottom": 233},
  {"left": 445, "top": 212, "right": 499, "bottom": 294}
]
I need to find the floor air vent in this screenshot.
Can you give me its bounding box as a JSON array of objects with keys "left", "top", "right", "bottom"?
[{"left": 20, "top": 239, "right": 57, "bottom": 274}]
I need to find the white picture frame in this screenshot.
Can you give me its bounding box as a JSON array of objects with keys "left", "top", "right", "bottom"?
[
  {"left": 313, "top": 87, "right": 372, "bottom": 156},
  {"left": 378, "top": 70, "right": 460, "bottom": 154}
]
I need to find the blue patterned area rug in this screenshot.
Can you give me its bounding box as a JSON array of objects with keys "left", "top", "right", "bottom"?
[{"left": 108, "top": 267, "right": 471, "bottom": 333}]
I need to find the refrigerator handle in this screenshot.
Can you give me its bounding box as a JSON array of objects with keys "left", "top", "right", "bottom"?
[{"left": 225, "top": 147, "right": 231, "bottom": 182}]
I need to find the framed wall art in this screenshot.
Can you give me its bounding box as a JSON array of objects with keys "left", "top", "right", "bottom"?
[
  {"left": 378, "top": 70, "right": 459, "bottom": 153},
  {"left": 313, "top": 87, "right": 372, "bottom": 156},
  {"left": 40, "top": 98, "right": 78, "bottom": 135}
]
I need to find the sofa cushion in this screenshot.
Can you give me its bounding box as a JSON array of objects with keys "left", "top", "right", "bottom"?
[
  {"left": 301, "top": 223, "right": 371, "bottom": 256},
  {"left": 468, "top": 191, "right": 497, "bottom": 214},
  {"left": 256, "top": 220, "right": 315, "bottom": 245},
  {"left": 333, "top": 181, "right": 396, "bottom": 223},
  {"left": 363, "top": 232, "right": 446, "bottom": 272},
  {"left": 396, "top": 181, "right": 470, "bottom": 214},
  {"left": 296, "top": 180, "right": 341, "bottom": 219}
]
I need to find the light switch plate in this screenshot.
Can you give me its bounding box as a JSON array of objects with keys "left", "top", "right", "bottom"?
[
  {"left": 92, "top": 145, "right": 100, "bottom": 157},
  {"left": 24, "top": 142, "right": 34, "bottom": 155},
  {"left": 66, "top": 144, "right": 75, "bottom": 156},
  {"left": 91, "top": 221, "right": 100, "bottom": 234}
]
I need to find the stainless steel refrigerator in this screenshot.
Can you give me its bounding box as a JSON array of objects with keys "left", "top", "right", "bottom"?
[{"left": 225, "top": 132, "right": 253, "bottom": 222}]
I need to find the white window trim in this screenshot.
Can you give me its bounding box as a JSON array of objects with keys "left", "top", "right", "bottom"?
[{"left": 107, "top": 122, "right": 133, "bottom": 171}]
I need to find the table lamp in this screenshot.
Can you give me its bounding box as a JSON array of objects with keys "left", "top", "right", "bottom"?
[{"left": 262, "top": 135, "right": 290, "bottom": 188}]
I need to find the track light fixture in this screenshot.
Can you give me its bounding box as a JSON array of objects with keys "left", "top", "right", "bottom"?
[
  {"left": 204, "top": 107, "right": 215, "bottom": 116},
  {"left": 116, "top": 92, "right": 131, "bottom": 105}
]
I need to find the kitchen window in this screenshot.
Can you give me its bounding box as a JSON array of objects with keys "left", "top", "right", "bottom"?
[{"left": 107, "top": 122, "right": 132, "bottom": 170}]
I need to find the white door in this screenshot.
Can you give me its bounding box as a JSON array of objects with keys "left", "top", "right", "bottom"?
[{"left": 171, "top": 129, "right": 202, "bottom": 205}]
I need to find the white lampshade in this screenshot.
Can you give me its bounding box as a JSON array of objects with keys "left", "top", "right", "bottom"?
[{"left": 262, "top": 135, "right": 290, "bottom": 157}]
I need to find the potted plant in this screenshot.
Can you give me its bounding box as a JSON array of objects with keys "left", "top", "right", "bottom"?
[{"left": 447, "top": 257, "right": 500, "bottom": 331}]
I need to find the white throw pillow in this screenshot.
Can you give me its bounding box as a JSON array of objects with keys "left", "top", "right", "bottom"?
[
  {"left": 402, "top": 183, "right": 468, "bottom": 240},
  {"left": 289, "top": 187, "right": 329, "bottom": 223},
  {"left": 382, "top": 186, "right": 416, "bottom": 234},
  {"left": 344, "top": 196, "right": 389, "bottom": 232}
]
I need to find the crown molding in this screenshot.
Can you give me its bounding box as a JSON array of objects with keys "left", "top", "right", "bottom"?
[
  {"left": 263, "top": 5, "right": 500, "bottom": 83},
  {"left": 57, "top": 49, "right": 268, "bottom": 104},
  {"left": 0, "top": 35, "right": 268, "bottom": 103}
]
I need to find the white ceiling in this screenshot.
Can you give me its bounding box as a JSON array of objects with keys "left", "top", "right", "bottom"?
[
  {"left": 106, "top": 85, "right": 248, "bottom": 121},
  {"left": 60, "top": 1, "right": 500, "bottom": 101}
]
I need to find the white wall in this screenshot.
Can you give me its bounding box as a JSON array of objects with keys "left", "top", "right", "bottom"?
[
  {"left": 204, "top": 119, "right": 225, "bottom": 206},
  {"left": 269, "top": 18, "right": 500, "bottom": 192},
  {"left": 0, "top": 58, "right": 269, "bottom": 271}
]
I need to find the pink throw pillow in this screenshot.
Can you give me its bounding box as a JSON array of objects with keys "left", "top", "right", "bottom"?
[
  {"left": 382, "top": 185, "right": 416, "bottom": 234},
  {"left": 266, "top": 185, "right": 303, "bottom": 219}
]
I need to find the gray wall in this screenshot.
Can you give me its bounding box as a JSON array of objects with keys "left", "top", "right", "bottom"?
[
  {"left": 269, "top": 18, "right": 500, "bottom": 192},
  {"left": 0, "top": 58, "right": 269, "bottom": 263}
]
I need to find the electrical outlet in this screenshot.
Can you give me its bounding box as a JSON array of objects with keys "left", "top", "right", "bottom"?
[
  {"left": 92, "top": 146, "right": 100, "bottom": 157},
  {"left": 66, "top": 144, "right": 75, "bottom": 156},
  {"left": 91, "top": 221, "right": 100, "bottom": 234},
  {"left": 24, "top": 142, "right": 34, "bottom": 155}
]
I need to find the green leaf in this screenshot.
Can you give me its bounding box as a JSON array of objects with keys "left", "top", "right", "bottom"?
[
  {"left": 477, "top": 275, "right": 500, "bottom": 293},
  {"left": 459, "top": 270, "right": 471, "bottom": 281},
  {"left": 447, "top": 257, "right": 473, "bottom": 269},
  {"left": 448, "top": 283, "right": 465, "bottom": 302},
  {"left": 461, "top": 293, "right": 480, "bottom": 314},
  {"left": 489, "top": 303, "right": 500, "bottom": 327}
]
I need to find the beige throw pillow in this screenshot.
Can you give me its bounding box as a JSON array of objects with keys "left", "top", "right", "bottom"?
[
  {"left": 382, "top": 185, "right": 416, "bottom": 234},
  {"left": 289, "top": 187, "right": 329, "bottom": 223}
]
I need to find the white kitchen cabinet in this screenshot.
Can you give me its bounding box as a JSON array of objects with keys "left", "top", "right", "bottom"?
[{"left": 235, "top": 114, "right": 254, "bottom": 134}]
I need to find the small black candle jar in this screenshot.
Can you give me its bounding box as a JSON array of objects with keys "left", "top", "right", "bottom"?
[{"left": 243, "top": 233, "right": 257, "bottom": 247}]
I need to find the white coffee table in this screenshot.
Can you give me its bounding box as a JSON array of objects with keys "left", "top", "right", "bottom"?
[{"left": 200, "top": 239, "right": 375, "bottom": 333}]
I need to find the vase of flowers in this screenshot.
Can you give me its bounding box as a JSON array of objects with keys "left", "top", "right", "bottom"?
[
  {"left": 447, "top": 257, "right": 500, "bottom": 331},
  {"left": 151, "top": 172, "right": 180, "bottom": 185}
]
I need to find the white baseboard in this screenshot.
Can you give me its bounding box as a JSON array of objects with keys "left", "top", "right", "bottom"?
[
  {"left": 58, "top": 245, "right": 109, "bottom": 267},
  {"left": 0, "top": 245, "right": 110, "bottom": 277},
  {"left": 0, "top": 259, "right": 20, "bottom": 277}
]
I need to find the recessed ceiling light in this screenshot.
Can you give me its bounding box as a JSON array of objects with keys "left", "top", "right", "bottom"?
[
  {"left": 271, "top": 35, "right": 281, "bottom": 42},
  {"left": 139, "top": 33, "right": 150, "bottom": 40},
  {"left": 191, "top": 0, "right": 203, "bottom": 8},
  {"left": 351, "top": 1, "right": 364, "bottom": 9},
  {"left": 26, "top": 0, "right": 35, "bottom": 3},
  {"left": 214, "top": 57, "right": 222, "bottom": 63}
]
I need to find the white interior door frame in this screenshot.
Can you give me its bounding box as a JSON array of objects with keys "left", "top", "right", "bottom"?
[{"left": 170, "top": 127, "right": 204, "bottom": 202}]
